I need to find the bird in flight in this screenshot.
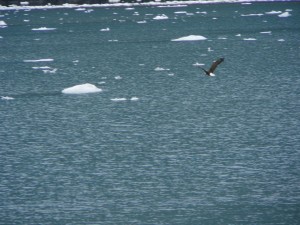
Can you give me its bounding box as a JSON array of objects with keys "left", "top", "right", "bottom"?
[{"left": 200, "top": 57, "right": 224, "bottom": 76}]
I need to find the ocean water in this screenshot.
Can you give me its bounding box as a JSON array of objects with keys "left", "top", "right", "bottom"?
[{"left": 1, "top": 2, "right": 300, "bottom": 224}]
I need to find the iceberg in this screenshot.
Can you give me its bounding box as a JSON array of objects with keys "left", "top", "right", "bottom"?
[
  {"left": 62, "top": 83, "right": 102, "bottom": 94},
  {"left": 171, "top": 35, "right": 207, "bottom": 42}
]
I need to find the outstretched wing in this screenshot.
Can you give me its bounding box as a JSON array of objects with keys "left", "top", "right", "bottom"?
[{"left": 208, "top": 58, "right": 224, "bottom": 73}]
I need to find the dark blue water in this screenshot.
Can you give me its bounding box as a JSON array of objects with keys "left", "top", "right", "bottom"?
[{"left": 1, "top": 2, "right": 300, "bottom": 224}]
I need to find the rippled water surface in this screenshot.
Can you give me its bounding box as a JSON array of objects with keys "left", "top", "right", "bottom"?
[{"left": 1, "top": 2, "right": 300, "bottom": 224}]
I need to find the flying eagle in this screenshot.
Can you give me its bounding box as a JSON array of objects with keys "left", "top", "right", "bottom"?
[{"left": 200, "top": 57, "right": 224, "bottom": 76}]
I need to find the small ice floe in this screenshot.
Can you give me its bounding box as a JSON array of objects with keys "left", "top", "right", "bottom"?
[
  {"left": 1, "top": 96, "right": 14, "bottom": 100},
  {"left": 208, "top": 47, "right": 213, "bottom": 52},
  {"left": 218, "top": 37, "right": 227, "bottom": 40},
  {"left": 265, "top": 10, "right": 282, "bottom": 15},
  {"left": 111, "top": 97, "right": 139, "bottom": 102},
  {"left": 153, "top": 14, "right": 168, "bottom": 20},
  {"left": 62, "top": 83, "right": 102, "bottom": 94},
  {"left": 154, "top": 67, "right": 170, "bottom": 71},
  {"left": 0, "top": 20, "right": 7, "bottom": 28},
  {"left": 278, "top": 12, "right": 291, "bottom": 18},
  {"left": 241, "top": 13, "right": 263, "bottom": 17},
  {"left": 260, "top": 31, "right": 272, "bottom": 34},
  {"left": 278, "top": 39, "right": 285, "bottom": 42},
  {"left": 243, "top": 38, "right": 257, "bottom": 41},
  {"left": 24, "top": 59, "right": 54, "bottom": 62},
  {"left": 100, "top": 27, "right": 110, "bottom": 32},
  {"left": 125, "top": 7, "right": 134, "bottom": 10},
  {"left": 111, "top": 98, "right": 127, "bottom": 101},
  {"left": 236, "top": 34, "right": 242, "bottom": 37},
  {"left": 75, "top": 8, "right": 86, "bottom": 11},
  {"left": 137, "top": 20, "right": 147, "bottom": 24},
  {"left": 114, "top": 75, "right": 122, "bottom": 80},
  {"left": 193, "top": 62, "right": 205, "bottom": 67},
  {"left": 42, "top": 68, "right": 57, "bottom": 74},
  {"left": 32, "top": 27, "right": 57, "bottom": 31},
  {"left": 108, "top": 39, "right": 118, "bottom": 42},
  {"left": 130, "top": 97, "right": 139, "bottom": 101},
  {"left": 171, "top": 35, "right": 207, "bottom": 42}
]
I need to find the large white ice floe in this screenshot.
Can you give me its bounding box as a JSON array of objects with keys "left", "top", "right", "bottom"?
[
  {"left": 62, "top": 83, "right": 102, "bottom": 94},
  {"left": 171, "top": 35, "right": 207, "bottom": 41},
  {"left": 278, "top": 12, "right": 291, "bottom": 18},
  {"left": 0, "top": 20, "right": 7, "bottom": 28}
]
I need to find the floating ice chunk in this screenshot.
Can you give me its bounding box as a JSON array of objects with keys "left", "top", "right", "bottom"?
[
  {"left": 130, "top": 97, "right": 139, "bottom": 101},
  {"left": 42, "top": 68, "right": 57, "bottom": 74},
  {"left": 111, "top": 98, "right": 127, "bottom": 101},
  {"left": 75, "top": 8, "right": 86, "bottom": 11},
  {"left": 100, "top": 27, "right": 110, "bottom": 31},
  {"left": 265, "top": 10, "right": 282, "bottom": 15},
  {"left": 236, "top": 34, "right": 241, "bottom": 37},
  {"left": 243, "top": 38, "right": 257, "bottom": 41},
  {"left": 114, "top": 75, "right": 122, "bottom": 80},
  {"left": 32, "top": 27, "right": 56, "bottom": 31},
  {"left": 241, "top": 13, "right": 263, "bottom": 17},
  {"left": 153, "top": 14, "right": 168, "bottom": 20},
  {"left": 0, "top": 20, "right": 7, "bottom": 28},
  {"left": 62, "top": 83, "right": 102, "bottom": 94},
  {"left": 24, "top": 59, "right": 54, "bottom": 62},
  {"left": 193, "top": 62, "right": 205, "bottom": 67},
  {"left": 278, "top": 12, "right": 291, "bottom": 17},
  {"left": 137, "top": 20, "right": 147, "bottom": 24},
  {"left": 260, "top": 31, "right": 272, "bottom": 34},
  {"left": 155, "top": 67, "right": 170, "bottom": 71},
  {"left": 278, "top": 39, "right": 285, "bottom": 42},
  {"left": 1, "top": 96, "right": 14, "bottom": 100},
  {"left": 172, "top": 35, "right": 207, "bottom": 42},
  {"left": 174, "top": 11, "right": 187, "bottom": 14}
]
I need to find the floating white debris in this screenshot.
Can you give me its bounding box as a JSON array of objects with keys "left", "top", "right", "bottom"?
[
  {"left": 0, "top": 20, "right": 7, "bottom": 28},
  {"left": 265, "top": 10, "right": 282, "bottom": 15},
  {"left": 278, "top": 12, "right": 291, "bottom": 18},
  {"left": 24, "top": 59, "right": 54, "bottom": 62},
  {"left": 130, "top": 97, "right": 139, "bottom": 101},
  {"left": 62, "top": 83, "right": 102, "bottom": 94},
  {"left": 32, "top": 27, "right": 56, "bottom": 31},
  {"left": 260, "top": 31, "right": 272, "bottom": 34},
  {"left": 42, "top": 68, "right": 57, "bottom": 74},
  {"left": 278, "top": 39, "right": 285, "bottom": 42},
  {"left": 1, "top": 96, "right": 14, "bottom": 100},
  {"left": 153, "top": 14, "right": 168, "bottom": 20},
  {"left": 243, "top": 38, "right": 257, "bottom": 41},
  {"left": 193, "top": 62, "right": 205, "bottom": 67},
  {"left": 241, "top": 13, "right": 263, "bottom": 17},
  {"left": 100, "top": 27, "right": 110, "bottom": 31},
  {"left": 111, "top": 98, "right": 127, "bottom": 101},
  {"left": 114, "top": 75, "right": 122, "bottom": 80},
  {"left": 154, "top": 67, "right": 170, "bottom": 71},
  {"left": 171, "top": 35, "right": 207, "bottom": 42}
]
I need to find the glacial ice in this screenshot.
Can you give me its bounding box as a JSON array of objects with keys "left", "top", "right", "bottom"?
[
  {"left": 171, "top": 35, "right": 207, "bottom": 41},
  {"left": 62, "top": 83, "right": 102, "bottom": 94}
]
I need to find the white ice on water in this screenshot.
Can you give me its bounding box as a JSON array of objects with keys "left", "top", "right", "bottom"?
[
  {"left": 171, "top": 35, "right": 207, "bottom": 41},
  {"left": 153, "top": 14, "right": 168, "bottom": 20},
  {"left": 32, "top": 27, "right": 57, "bottom": 31},
  {"left": 243, "top": 38, "right": 257, "bottom": 41},
  {"left": 0, "top": 20, "right": 7, "bottom": 27},
  {"left": 278, "top": 12, "right": 291, "bottom": 17},
  {"left": 62, "top": 83, "right": 102, "bottom": 94},
  {"left": 1, "top": 96, "right": 14, "bottom": 100},
  {"left": 24, "top": 59, "right": 54, "bottom": 62}
]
